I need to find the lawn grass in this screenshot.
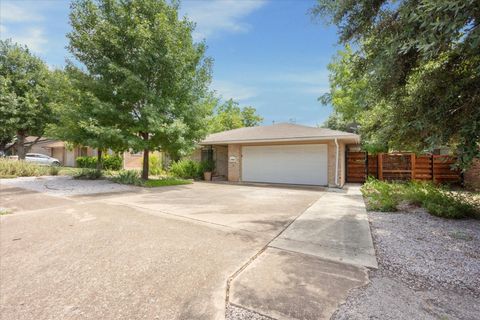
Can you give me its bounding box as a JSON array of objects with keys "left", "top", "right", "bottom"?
[
  {"left": 361, "top": 178, "right": 480, "bottom": 219},
  {"left": 111, "top": 169, "right": 191, "bottom": 187},
  {"left": 142, "top": 177, "right": 192, "bottom": 187}
]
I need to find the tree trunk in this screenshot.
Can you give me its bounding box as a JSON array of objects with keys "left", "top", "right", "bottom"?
[
  {"left": 96, "top": 149, "right": 103, "bottom": 170},
  {"left": 141, "top": 132, "right": 149, "bottom": 180},
  {"left": 16, "top": 132, "right": 26, "bottom": 160},
  {"left": 142, "top": 149, "right": 149, "bottom": 180}
]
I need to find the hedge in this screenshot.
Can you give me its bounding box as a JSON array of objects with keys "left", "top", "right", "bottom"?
[{"left": 76, "top": 154, "right": 122, "bottom": 170}]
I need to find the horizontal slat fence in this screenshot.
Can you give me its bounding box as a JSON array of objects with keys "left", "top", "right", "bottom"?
[{"left": 346, "top": 151, "right": 461, "bottom": 184}]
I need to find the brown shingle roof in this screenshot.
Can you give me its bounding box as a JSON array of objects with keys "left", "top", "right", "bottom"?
[{"left": 201, "top": 123, "right": 359, "bottom": 144}]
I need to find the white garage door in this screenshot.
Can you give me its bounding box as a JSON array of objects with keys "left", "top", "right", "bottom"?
[{"left": 242, "top": 144, "right": 328, "bottom": 185}]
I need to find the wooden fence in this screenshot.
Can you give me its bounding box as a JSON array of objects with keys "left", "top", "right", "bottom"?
[{"left": 346, "top": 151, "right": 461, "bottom": 184}]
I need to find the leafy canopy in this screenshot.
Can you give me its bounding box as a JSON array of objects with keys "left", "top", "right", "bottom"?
[
  {"left": 209, "top": 98, "right": 263, "bottom": 133},
  {"left": 0, "top": 40, "right": 52, "bottom": 156},
  {"left": 67, "top": 0, "right": 213, "bottom": 178},
  {"left": 313, "top": 0, "right": 480, "bottom": 168}
]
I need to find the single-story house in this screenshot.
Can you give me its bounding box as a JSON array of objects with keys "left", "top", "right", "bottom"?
[{"left": 196, "top": 123, "right": 360, "bottom": 187}]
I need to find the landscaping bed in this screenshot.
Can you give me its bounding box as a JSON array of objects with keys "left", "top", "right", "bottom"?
[{"left": 333, "top": 207, "right": 480, "bottom": 319}]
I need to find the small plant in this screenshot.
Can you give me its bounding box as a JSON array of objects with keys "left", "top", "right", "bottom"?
[
  {"left": 49, "top": 166, "right": 60, "bottom": 176},
  {"left": 113, "top": 170, "right": 142, "bottom": 185},
  {"left": 201, "top": 159, "right": 215, "bottom": 173},
  {"left": 0, "top": 208, "right": 10, "bottom": 215},
  {"left": 74, "top": 168, "right": 103, "bottom": 180},
  {"left": 148, "top": 154, "right": 164, "bottom": 176},
  {"left": 169, "top": 159, "right": 203, "bottom": 179},
  {"left": 112, "top": 170, "right": 191, "bottom": 187},
  {"left": 361, "top": 178, "right": 480, "bottom": 219},
  {"left": 361, "top": 177, "right": 401, "bottom": 211}
]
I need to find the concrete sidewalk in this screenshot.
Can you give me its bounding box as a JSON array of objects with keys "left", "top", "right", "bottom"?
[
  {"left": 270, "top": 184, "right": 377, "bottom": 269},
  {"left": 230, "top": 185, "right": 377, "bottom": 320}
]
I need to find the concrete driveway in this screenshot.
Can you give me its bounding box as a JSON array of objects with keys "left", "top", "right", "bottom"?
[{"left": 0, "top": 182, "right": 322, "bottom": 319}]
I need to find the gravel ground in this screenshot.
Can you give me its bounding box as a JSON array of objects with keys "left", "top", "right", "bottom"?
[
  {"left": 333, "top": 207, "right": 480, "bottom": 320},
  {"left": 0, "top": 176, "right": 137, "bottom": 196},
  {"left": 226, "top": 304, "right": 272, "bottom": 320}
]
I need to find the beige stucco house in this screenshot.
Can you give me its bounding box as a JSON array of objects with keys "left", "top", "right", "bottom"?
[{"left": 196, "top": 123, "right": 360, "bottom": 187}]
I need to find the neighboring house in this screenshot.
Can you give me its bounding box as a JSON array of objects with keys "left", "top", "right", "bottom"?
[
  {"left": 198, "top": 123, "right": 360, "bottom": 187},
  {"left": 38, "top": 140, "right": 97, "bottom": 167},
  {"left": 123, "top": 150, "right": 164, "bottom": 170}
]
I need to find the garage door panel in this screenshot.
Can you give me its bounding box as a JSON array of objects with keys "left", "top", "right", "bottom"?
[{"left": 242, "top": 145, "right": 328, "bottom": 185}]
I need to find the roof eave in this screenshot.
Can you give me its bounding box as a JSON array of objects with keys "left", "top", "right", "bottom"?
[{"left": 200, "top": 135, "right": 360, "bottom": 145}]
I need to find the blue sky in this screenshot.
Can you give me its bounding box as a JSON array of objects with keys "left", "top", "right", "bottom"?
[{"left": 0, "top": 0, "right": 340, "bottom": 126}]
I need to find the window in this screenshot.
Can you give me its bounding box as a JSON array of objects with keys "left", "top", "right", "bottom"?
[{"left": 201, "top": 147, "right": 213, "bottom": 162}]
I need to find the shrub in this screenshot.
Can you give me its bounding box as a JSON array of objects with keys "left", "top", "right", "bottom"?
[
  {"left": 113, "top": 170, "right": 142, "bottom": 185},
  {"left": 201, "top": 159, "right": 215, "bottom": 173},
  {"left": 361, "top": 177, "right": 401, "bottom": 211},
  {"left": 49, "top": 166, "right": 60, "bottom": 176},
  {"left": 74, "top": 168, "right": 103, "bottom": 180},
  {"left": 76, "top": 154, "right": 122, "bottom": 170},
  {"left": 169, "top": 159, "right": 202, "bottom": 179},
  {"left": 0, "top": 158, "right": 49, "bottom": 178},
  {"left": 149, "top": 154, "right": 164, "bottom": 176},
  {"left": 361, "top": 178, "right": 480, "bottom": 219}
]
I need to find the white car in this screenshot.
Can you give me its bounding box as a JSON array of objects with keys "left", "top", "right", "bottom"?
[{"left": 25, "top": 153, "right": 61, "bottom": 166}]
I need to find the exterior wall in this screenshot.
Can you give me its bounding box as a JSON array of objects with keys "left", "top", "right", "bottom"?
[
  {"left": 29, "top": 144, "right": 52, "bottom": 156},
  {"left": 123, "top": 151, "right": 162, "bottom": 170},
  {"left": 227, "top": 144, "right": 242, "bottom": 182},
  {"left": 215, "top": 146, "right": 228, "bottom": 177},
  {"left": 465, "top": 158, "right": 480, "bottom": 190},
  {"left": 191, "top": 148, "right": 202, "bottom": 162},
  {"left": 51, "top": 147, "right": 65, "bottom": 165}
]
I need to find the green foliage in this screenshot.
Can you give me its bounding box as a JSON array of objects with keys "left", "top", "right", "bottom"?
[
  {"left": 143, "top": 177, "right": 192, "bottom": 187},
  {"left": 0, "top": 40, "right": 52, "bottom": 158},
  {"left": 148, "top": 154, "right": 164, "bottom": 176},
  {"left": 361, "top": 178, "right": 402, "bottom": 211},
  {"left": 112, "top": 169, "right": 190, "bottom": 187},
  {"left": 209, "top": 99, "right": 263, "bottom": 133},
  {"left": 74, "top": 168, "right": 103, "bottom": 180},
  {"left": 361, "top": 179, "right": 480, "bottom": 219},
  {"left": 0, "top": 158, "right": 49, "bottom": 178},
  {"left": 313, "top": 0, "right": 480, "bottom": 169},
  {"left": 201, "top": 159, "right": 215, "bottom": 173},
  {"left": 169, "top": 159, "right": 203, "bottom": 179},
  {"left": 67, "top": 0, "right": 213, "bottom": 179},
  {"left": 113, "top": 170, "right": 141, "bottom": 185},
  {"left": 49, "top": 166, "right": 59, "bottom": 176},
  {"left": 75, "top": 154, "right": 122, "bottom": 170}
]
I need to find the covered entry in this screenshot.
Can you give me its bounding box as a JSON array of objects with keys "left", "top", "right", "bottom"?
[{"left": 242, "top": 144, "right": 328, "bottom": 185}]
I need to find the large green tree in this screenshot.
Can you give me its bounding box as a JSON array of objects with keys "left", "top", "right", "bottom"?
[
  {"left": 68, "top": 0, "right": 212, "bottom": 179},
  {"left": 47, "top": 67, "right": 127, "bottom": 169},
  {"left": 313, "top": 0, "right": 480, "bottom": 168},
  {"left": 0, "top": 40, "right": 51, "bottom": 159},
  {"left": 208, "top": 99, "right": 263, "bottom": 133}
]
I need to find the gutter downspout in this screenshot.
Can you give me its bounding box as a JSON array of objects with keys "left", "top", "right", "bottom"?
[{"left": 334, "top": 138, "right": 339, "bottom": 187}]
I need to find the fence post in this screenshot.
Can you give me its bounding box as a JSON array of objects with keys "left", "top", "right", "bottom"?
[
  {"left": 378, "top": 153, "right": 383, "bottom": 181},
  {"left": 431, "top": 154, "right": 434, "bottom": 183},
  {"left": 365, "top": 151, "right": 369, "bottom": 181},
  {"left": 411, "top": 153, "right": 416, "bottom": 181}
]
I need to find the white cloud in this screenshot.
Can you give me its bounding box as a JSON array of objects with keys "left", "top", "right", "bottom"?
[
  {"left": 0, "top": 2, "right": 43, "bottom": 23},
  {"left": 0, "top": 2, "right": 47, "bottom": 53},
  {"left": 182, "top": 0, "right": 267, "bottom": 41},
  {"left": 211, "top": 80, "right": 258, "bottom": 101},
  {"left": 10, "top": 27, "right": 47, "bottom": 53}
]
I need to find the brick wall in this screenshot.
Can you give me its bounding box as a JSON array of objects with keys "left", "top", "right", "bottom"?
[
  {"left": 227, "top": 144, "right": 241, "bottom": 182},
  {"left": 464, "top": 158, "right": 480, "bottom": 190}
]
